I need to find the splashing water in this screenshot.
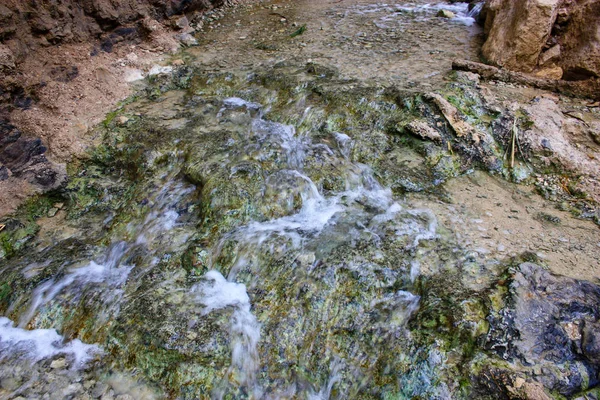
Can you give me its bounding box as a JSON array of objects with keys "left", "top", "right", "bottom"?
[
  {"left": 8, "top": 177, "right": 196, "bottom": 362},
  {"left": 0, "top": 317, "right": 101, "bottom": 368},
  {"left": 193, "top": 270, "right": 262, "bottom": 399}
]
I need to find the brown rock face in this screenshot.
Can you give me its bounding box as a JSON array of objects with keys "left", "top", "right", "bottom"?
[
  {"left": 481, "top": 0, "right": 560, "bottom": 72},
  {"left": 0, "top": 0, "right": 227, "bottom": 61},
  {"left": 481, "top": 0, "right": 600, "bottom": 80},
  {"left": 558, "top": 0, "right": 600, "bottom": 80}
]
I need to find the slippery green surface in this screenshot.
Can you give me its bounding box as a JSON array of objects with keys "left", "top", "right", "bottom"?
[{"left": 0, "top": 63, "right": 597, "bottom": 400}]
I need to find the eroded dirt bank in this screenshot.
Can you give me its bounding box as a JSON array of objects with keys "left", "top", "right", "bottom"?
[{"left": 0, "top": 0, "right": 245, "bottom": 216}]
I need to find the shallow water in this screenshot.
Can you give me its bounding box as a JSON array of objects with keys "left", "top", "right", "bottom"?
[{"left": 1, "top": 1, "right": 599, "bottom": 399}]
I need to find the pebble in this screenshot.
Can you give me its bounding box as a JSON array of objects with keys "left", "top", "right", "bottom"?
[
  {"left": 117, "top": 116, "right": 129, "bottom": 126},
  {"left": 92, "top": 382, "right": 110, "bottom": 398},
  {"left": 50, "top": 358, "right": 67, "bottom": 369}
]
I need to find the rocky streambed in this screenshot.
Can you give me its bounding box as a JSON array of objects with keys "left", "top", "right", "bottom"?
[{"left": 0, "top": 1, "right": 600, "bottom": 399}]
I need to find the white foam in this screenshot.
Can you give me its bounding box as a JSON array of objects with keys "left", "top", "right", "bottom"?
[
  {"left": 334, "top": 132, "right": 353, "bottom": 159},
  {"left": 308, "top": 358, "right": 344, "bottom": 400},
  {"left": 195, "top": 270, "right": 252, "bottom": 314},
  {"left": 223, "top": 97, "right": 261, "bottom": 110},
  {"left": 19, "top": 258, "right": 134, "bottom": 327},
  {"left": 0, "top": 317, "right": 101, "bottom": 367},
  {"left": 410, "top": 260, "right": 421, "bottom": 282},
  {"left": 193, "top": 271, "right": 262, "bottom": 396}
]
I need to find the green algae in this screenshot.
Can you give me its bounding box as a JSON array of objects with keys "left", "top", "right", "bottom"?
[{"left": 0, "top": 61, "right": 597, "bottom": 398}]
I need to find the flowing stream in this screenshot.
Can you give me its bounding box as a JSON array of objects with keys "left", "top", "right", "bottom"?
[{"left": 1, "top": 1, "right": 599, "bottom": 399}]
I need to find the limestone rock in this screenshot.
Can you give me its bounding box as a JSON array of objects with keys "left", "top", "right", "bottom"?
[
  {"left": 481, "top": 0, "right": 600, "bottom": 79},
  {"left": 481, "top": 0, "right": 560, "bottom": 73},
  {"left": 534, "top": 66, "right": 563, "bottom": 80},
  {"left": 405, "top": 120, "right": 442, "bottom": 142},
  {"left": 558, "top": 0, "right": 600, "bottom": 80},
  {"left": 539, "top": 44, "right": 561, "bottom": 66}
]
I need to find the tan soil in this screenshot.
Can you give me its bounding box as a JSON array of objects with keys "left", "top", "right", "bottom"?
[{"left": 410, "top": 171, "right": 600, "bottom": 281}]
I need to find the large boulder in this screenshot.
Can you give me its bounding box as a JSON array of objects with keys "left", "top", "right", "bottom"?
[
  {"left": 487, "top": 263, "right": 600, "bottom": 396},
  {"left": 481, "top": 0, "right": 600, "bottom": 80},
  {"left": 558, "top": 0, "right": 600, "bottom": 80},
  {"left": 481, "top": 0, "right": 560, "bottom": 73}
]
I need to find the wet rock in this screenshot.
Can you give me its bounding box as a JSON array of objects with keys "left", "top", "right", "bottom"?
[
  {"left": 437, "top": 9, "right": 456, "bottom": 18},
  {"left": 0, "top": 165, "right": 8, "bottom": 180},
  {"left": 0, "top": 121, "right": 46, "bottom": 174},
  {"left": 405, "top": 120, "right": 442, "bottom": 142},
  {"left": 426, "top": 93, "right": 480, "bottom": 139},
  {"left": 92, "top": 382, "right": 110, "bottom": 398},
  {"left": 582, "top": 320, "right": 600, "bottom": 364},
  {"left": 0, "top": 120, "right": 63, "bottom": 188},
  {"left": 488, "top": 263, "right": 600, "bottom": 395},
  {"left": 0, "top": 44, "right": 15, "bottom": 71}
]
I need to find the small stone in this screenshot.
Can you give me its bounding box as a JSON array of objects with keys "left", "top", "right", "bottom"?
[
  {"left": 50, "top": 357, "right": 67, "bottom": 369},
  {"left": 115, "top": 395, "right": 134, "bottom": 400},
  {"left": 92, "top": 382, "right": 110, "bottom": 398},
  {"left": 63, "top": 383, "right": 83, "bottom": 396},
  {"left": 437, "top": 9, "right": 455, "bottom": 18},
  {"left": 171, "top": 59, "right": 185, "bottom": 66},
  {"left": 0, "top": 43, "right": 15, "bottom": 71},
  {"left": 125, "top": 52, "right": 138, "bottom": 63},
  {"left": 117, "top": 116, "right": 129, "bottom": 126},
  {"left": 175, "top": 33, "right": 198, "bottom": 46},
  {"left": 539, "top": 44, "right": 561, "bottom": 66},
  {"left": 534, "top": 66, "right": 563, "bottom": 80},
  {"left": 186, "top": 331, "right": 198, "bottom": 340},
  {"left": 405, "top": 120, "right": 442, "bottom": 142},
  {"left": 514, "top": 377, "right": 526, "bottom": 389},
  {"left": 173, "top": 15, "right": 189, "bottom": 30},
  {"left": 47, "top": 207, "right": 59, "bottom": 218},
  {"left": 101, "top": 390, "right": 115, "bottom": 400}
]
